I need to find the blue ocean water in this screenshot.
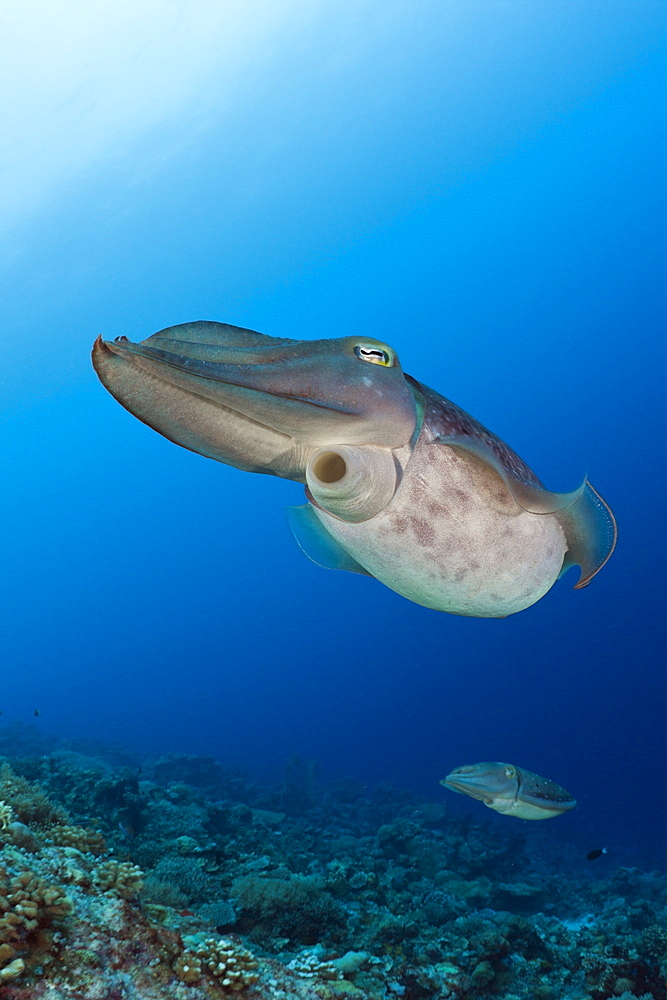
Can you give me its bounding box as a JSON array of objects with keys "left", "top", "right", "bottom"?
[{"left": 1, "top": 0, "right": 665, "bottom": 875}]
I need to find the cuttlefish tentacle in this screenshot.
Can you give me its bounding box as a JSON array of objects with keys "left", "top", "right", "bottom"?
[{"left": 92, "top": 320, "right": 616, "bottom": 618}]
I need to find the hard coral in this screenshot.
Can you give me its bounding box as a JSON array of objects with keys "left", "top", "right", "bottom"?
[
  {"left": 0, "top": 942, "right": 24, "bottom": 984},
  {"left": 232, "top": 875, "right": 345, "bottom": 946},
  {"left": 150, "top": 853, "right": 213, "bottom": 903},
  {"left": 176, "top": 935, "right": 260, "bottom": 992},
  {"left": 174, "top": 949, "right": 204, "bottom": 984},
  {"left": 48, "top": 824, "right": 107, "bottom": 855},
  {"left": 0, "top": 858, "right": 72, "bottom": 986},
  {"left": 286, "top": 949, "right": 343, "bottom": 981},
  {"left": 92, "top": 860, "right": 144, "bottom": 900},
  {"left": 2, "top": 821, "right": 41, "bottom": 853},
  {"left": 0, "top": 763, "right": 69, "bottom": 828},
  {"left": 0, "top": 865, "right": 73, "bottom": 943},
  {"left": 640, "top": 924, "right": 667, "bottom": 960}
]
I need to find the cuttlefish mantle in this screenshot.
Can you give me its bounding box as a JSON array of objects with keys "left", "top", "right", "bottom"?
[{"left": 92, "top": 320, "right": 616, "bottom": 618}]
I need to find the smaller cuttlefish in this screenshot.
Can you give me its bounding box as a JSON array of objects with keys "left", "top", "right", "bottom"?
[{"left": 441, "top": 762, "right": 576, "bottom": 820}]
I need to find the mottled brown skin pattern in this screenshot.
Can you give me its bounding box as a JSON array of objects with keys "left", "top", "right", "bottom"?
[
  {"left": 412, "top": 378, "right": 543, "bottom": 488},
  {"left": 311, "top": 384, "right": 567, "bottom": 617},
  {"left": 517, "top": 769, "right": 574, "bottom": 806}
]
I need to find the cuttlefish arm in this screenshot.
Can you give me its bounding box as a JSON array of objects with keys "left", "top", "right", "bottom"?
[
  {"left": 412, "top": 380, "right": 617, "bottom": 588},
  {"left": 92, "top": 321, "right": 418, "bottom": 481},
  {"left": 441, "top": 762, "right": 576, "bottom": 820}
]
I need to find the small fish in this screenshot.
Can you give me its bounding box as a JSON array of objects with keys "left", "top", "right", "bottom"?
[
  {"left": 586, "top": 848, "right": 607, "bottom": 861},
  {"left": 34, "top": 709, "right": 40, "bottom": 717},
  {"left": 441, "top": 762, "right": 576, "bottom": 820}
]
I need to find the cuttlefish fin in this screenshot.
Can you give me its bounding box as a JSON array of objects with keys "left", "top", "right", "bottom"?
[
  {"left": 286, "top": 505, "right": 373, "bottom": 576},
  {"left": 433, "top": 435, "right": 616, "bottom": 588},
  {"left": 556, "top": 481, "right": 617, "bottom": 588}
]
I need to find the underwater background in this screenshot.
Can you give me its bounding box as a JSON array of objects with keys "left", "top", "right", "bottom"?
[{"left": 0, "top": 7, "right": 666, "bottom": 994}]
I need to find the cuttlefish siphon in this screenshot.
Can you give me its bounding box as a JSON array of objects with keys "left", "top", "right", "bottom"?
[
  {"left": 441, "top": 763, "right": 576, "bottom": 820},
  {"left": 91, "top": 321, "right": 616, "bottom": 618}
]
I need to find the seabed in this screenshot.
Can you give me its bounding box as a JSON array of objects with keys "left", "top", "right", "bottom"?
[{"left": 0, "top": 724, "right": 665, "bottom": 1000}]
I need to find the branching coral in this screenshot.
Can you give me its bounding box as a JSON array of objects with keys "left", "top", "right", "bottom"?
[
  {"left": 0, "top": 860, "right": 73, "bottom": 985},
  {"left": 639, "top": 924, "right": 667, "bottom": 960},
  {"left": 92, "top": 860, "right": 144, "bottom": 900},
  {"left": 150, "top": 853, "right": 213, "bottom": 902},
  {"left": 48, "top": 824, "right": 107, "bottom": 855},
  {"left": 173, "top": 950, "right": 204, "bottom": 984},
  {"left": 0, "top": 866, "right": 73, "bottom": 943},
  {"left": 175, "top": 936, "right": 260, "bottom": 991},
  {"left": 0, "top": 763, "right": 69, "bottom": 828},
  {"left": 286, "top": 950, "right": 343, "bottom": 981},
  {"left": 0, "top": 941, "right": 25, "bottom": 983},
  {"left": 232, "top": 875, "right": 346, "bottom": 946}
]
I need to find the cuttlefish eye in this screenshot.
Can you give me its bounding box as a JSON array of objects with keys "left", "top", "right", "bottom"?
[
  {"left": 354, "top": 343, "right": 395, "bottom": 367},
  {"left": 504, "top": 766, "right": 516, "bottom": 778}
]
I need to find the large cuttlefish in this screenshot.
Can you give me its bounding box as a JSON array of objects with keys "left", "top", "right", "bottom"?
[
  {"left": 92, "top": 321, "right": 616, "bottom": 618},
  {"left": 441, "top": 763, "right": 576, "bottom": 820}
]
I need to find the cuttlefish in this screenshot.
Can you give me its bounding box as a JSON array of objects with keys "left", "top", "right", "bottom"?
[
  {"left": 441, "top": 763, "right": 576, "bottom": 820},
  {"left": 91, "top": 321, "right": 616, "bottom": 618}
]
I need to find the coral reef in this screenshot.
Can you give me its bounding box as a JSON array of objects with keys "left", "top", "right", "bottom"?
[
  {"left": 175, "top": 936, "right": 260, "bottom": 990},
  {"left": 0, "top": 764, "right": 68, "bottom": 828},
  {"left": 48, "top": 825, "right": 107, "bottom": 856},
  {"left": 0, "top": 737, "right": 665, "bottom": 999},
  {"left": 231, "top": 875, "right": 346, "bottom": 947},
  {"left": 92, "top": 859, "right": 144, "bottom": 900}
]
